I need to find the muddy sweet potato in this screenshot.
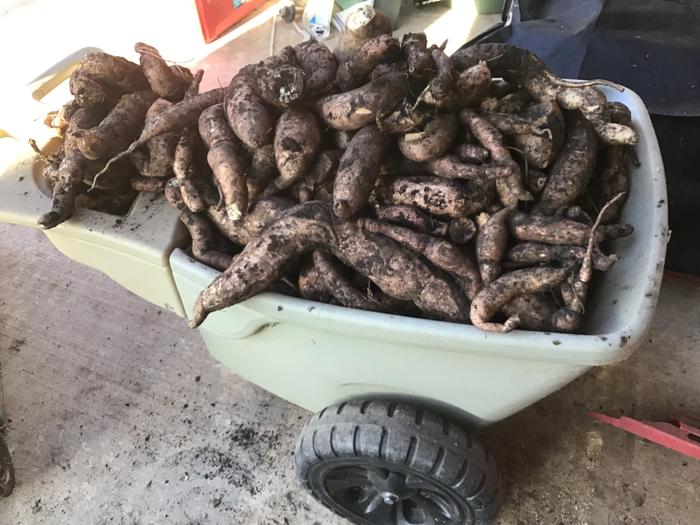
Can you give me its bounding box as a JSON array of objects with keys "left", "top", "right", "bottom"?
[
  {"left": 298, "top": 258, "right": 334, "bottom": 303},
  {"left": 476, "top": 207, "right": 513, "bottom": 286},
  {"left": 317, "top": 71, "right": 409, "bottom": 131},
  {"left": 460, "top": 109, "right": 532, "bottom": 207},
  {"left": 336, "top": 5, "right": 392, "bottom": 62},
  {"left": 401, "top": 33, "right": 434, "bottom": 81},
  {"left": 255, "top": 64, "right": 305, "bottom": 109},
  {"left": 132, "top": 98, "right": 178, "bottom": 178},
  {"left": 454, "top": 143, "right": 490, "bottom": 163},
  {"left": 376, "top": 99, "right": 432, "bottom": 134},
  {"left": 593, "top": 146, "right": 630, "bottom": 223},
  {"left": 247, "top": 144, "right": 278, "bottom": 205},
  {"left": 267, "top": 108, "right": 321, "bottom": 193},
  {"left": 135, "top": 42, "right": 192, "bottom": 101},
  {"left": 224, "top": 65, "right": 274, "bottom": 149},
  {"left": 333, "top": 125, "right": 389, "bottom": 219},
  {"left": 164, "top": 182, "right": 233, "bottom": 271},
  {"left": 379, "top": 175, "right": 489, "bottom": 219},
  {"left": 470, "top": 266, "right": 571, "bottom": 332},
  {"left": 294, "top": 149, "right": 341, "bottom": 203},
  {"left": 506, "top": 241, "right": 619, "bottom": 271},
  {"left": 533, "top": 111, "right": 598, "bottom": 215},
  {"left": 336, "top": 34, "right": 401, "bottom": 91},
  {"left": 76, "top": 90, "right": 157, "bottom": 160},
  {"left": 360, "top": 219, "right": 481, "bottom": 300},
  {"left": 294, "top": 40, "right": 338, "bottom": 98},
  {"left": 199, "top": 103, "right": 248, "bottom": 221},
  {"left": 375, "top": 205, "right": 449, "bottom": 237},
  {"left": 425, "top": 154, "right": 513, "bottom": 180},
  {"left": 501, "top": 294, "right": 557, "bottom": 331},
  {"left": 398, "top": 113, "right": 458, "bottom": 162},
  {"left": 69, "top": 51, "right": 148, "bottom": 107},
  {"left": 130, "top": 175, "right": 168, "bottom": 193},
  {"left": 448, "top": 217, "right": 477, "bottom": 244}
]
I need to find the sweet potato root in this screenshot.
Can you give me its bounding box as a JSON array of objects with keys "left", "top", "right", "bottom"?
[
  {"left": 512, "top": 99, "right": 565, "bottom": 170},
  {"left": 255, "top": 64, "right": 305, "bottom": 109},
  {"left": 298, "top": 259, "right": 333, "bottom": 302},
  {"left": 533, "top": 110, "right": 598, "bottom": 215},
  {"left": 135, "top": 42, "right": 192, "bottom": 101},
  {"left": 376, "top": 205, "right": 449, "bottom": 237},
  {"left": 247, "top": 144, "right": 278, "bottom": 205},
  {"left": 426, "top": 154, "right": 513, "bottom": 180},
  {"left": 470, "top": 267, "right": 571, "bottom": 332},
  {"left": 594, "top": 146, "right": 630, "bottom": 223},
  {"left": 69, "top": 52, "right": 148, "bottom": 107},
  {"left": 460, "top": 109, "right": 532, "bottom": 206},
  {"left": 267, "top": 108, "right": 321, "bottom": 193},
  {"left": 133, "top": 98, "right": 178, "bottom": 178},
  {"left": 190, "top": 202, "right": 335, "bottom": 327},
  {"left": 501, "top": 294, "right": 557, "bottom": 331},
  {"left": 336, "top": 34, "right": 401, "bottom": 91},
  {"left": 454, "top": 143, "right": 489, "bottom": 163},
  {"left": 173, "top": 129, "right": 206, "bottom": 213},
  {"left": 333, "top": 125, "right": 389, "bottom": 219},
  {"left": 360, "top": 219, "right": 481, "bottom": 300},
  {"left": 398, "top": 113, "right": 458, "bottom": 162},
  {"left": 476, "top": 207, "right": 513, "bottom": 286},
  {"left": 379, "top": 175, "right": 489, "bottom": 218},
  {"left": 317, "top": 71, "right": 409, "bottom": 131},
  {"left": 224, "top": 66, "right": 274, "bottom": 149},
  {"left": 76, "top": 90, "right": 157, "bottom": 160},
  {"left": 401, "top": 33, "right": 434, "bottom": 80},
  {"left": 199, "top": 103, "right": 248, "bottom": 221},
  {"left": 376, "top": 99, "right": 432, "bottom": 134},
  {"left": 164, "top": 182, "right": 233, "bottom": 271},
  {"left": 294, "top": 149, "right": 341, "bottom": 203},
  {"left": 294, "top": 40, "right": 338, "bottom": 97},
  {"left": 448, "top": 217, "right": 477, "bottom": 243},
  {"left": 506, "top": 241, "right": 619, "bottom": 271},
  {"left": 130, "top": 175, "right": 167, "bottom": 193}
]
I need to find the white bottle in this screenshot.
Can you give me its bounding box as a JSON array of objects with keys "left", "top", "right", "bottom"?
[{"left": 302, "top": 0, "right": 334, "bottom": 40}]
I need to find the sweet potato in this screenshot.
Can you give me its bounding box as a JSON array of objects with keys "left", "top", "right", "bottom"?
[
  {"left": 76, "top": 90, "right": 157, "bottom": 160},
  {"left": 267, "top": 108, "right": 321, "bottom": 193},
  {"left": 557, "top": 86, "right": 638, "bottom": 145},
  {"left": 225, "top": 65, "right": 274, "bottom": 148},
  {"left": 333, "top": 125, "right": 389, "bottom": 219},
  {"left": 563, "top": 205, "right": 593, "bottom": 225},
  {"left": 470, "top": 267, "right": 571, "bottom": 332},
  {"left": 298, "top": 259, "right": 333, "bottom": 302},
  {"left": 199, "top": 103, "right": 248, "bottom": 221},
  {"left": 91, "top": 87, "right": 225, "bottom": 186},
  {"left": 132, "top": 98, "right": 179, "bottom": 178},
  {"left": 476, "top": 207, "right": 513, "bottom": 286},
  {"left": 594, "top": 146, "right": 630, "bottom": 223},
  {"left": 533, "top": 111, "right": 598, "bottom": 215},
  {"left": 379, "top": 175, "right": 489, "bottom": 218},
  {"left": 401, "top": 33, "right": 434, "bottom": 80},
  {"left": 336, "top": 5, "right": 392, "bottom": 62},
  {"left": 501, "top": 294, "right": 557, "bottom": 331},
  {"left": 398, "top": 113, "right": 458, "bottom": 162},
  {"left": 312, "top": 250, "right": 389, "bottom": 312},
  {"left": 294, "top": 149, "right": 341, "bottom": 203},
  {"left": 497, "top": 90, "right": 532, "bottom": 114},
  {"left": 460, "top": 109, "right": 532, "bottom": 206},
  {"left": 607, "top": 101, "right": 632, "bottom": 125},
  {"left": 334, "top": 222, "right": 469, "bottom": 322},
  {"left": 512, "top": 99, "right": 565, "bottom": 170},
  {"left": 255, "top": 64, "right": 305, "bottom": 109},
  {"left": 173, "top": 130, "right": 206, "bottom": 213},
  {"left": 135, "top": 42, "right": 192, "bottom": 101},
  {"left": 130, "top": 175, "right": 167, "bottom": 193},
  {"left": 370, "top": 61, "right": 408, "bottom": 80},
  {"left": 376, "top": 205, "right": 449, "bottom": 237},
  {"left": 376, "top": 99, "right": 432, "bottom": 134},
  {"left": 294, "top": 40, "right": 337, "bottom": 98},
  {"left": 448, "top": 217, "right": 477, "bottom": 243},
  {"left": 506, "top": 242, "right": 618, "bottom": 271},
  {"left": 482, "top": 111, "right": 549, "bottom": 137},
  {"left": 360, "top": 219, "right": 481, "bottom": 300},
  {"left": 426, "top": 154, "right": 513, "bottom": 180},
  {"left": 164, "top": 182, "right": 233, "bottom": 271},
  {"left": 454, "top": 143, "right": 489, "bottom": 164},
  {"left": 336, "top": 34, "right": 401, "bottom": 91},
  {"left": 525, "top": 167, "right": 549, "bottom": 196},
  {"left": 69, "top": 52, "right": 148, "bottom": 107},
  {"left": 510, "top": 212, "right": 598, "bottom": 246},
  {"left": 317, "top": 71, "right": 409, "bottom": 131},
  {"left": 189, "top": 202, "right": 336, "bottom": 327},
  {"left": 247, "top": 144, "right": 278, "bottom": 205},
  {"left": 453, "top": 62, "right": 492, "bottom": 108}
]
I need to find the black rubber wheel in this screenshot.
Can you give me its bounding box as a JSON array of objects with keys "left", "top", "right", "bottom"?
[
  {"left": 0, "top": 437, "right": 14, "bottom": 497},
  {"left": 294, "top": 400, "right": 500, "bottom": 525}
]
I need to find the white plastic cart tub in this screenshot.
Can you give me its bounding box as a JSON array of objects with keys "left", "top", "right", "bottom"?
[{"left": 171, "top": 84, "right": 668, "bottom": 425}]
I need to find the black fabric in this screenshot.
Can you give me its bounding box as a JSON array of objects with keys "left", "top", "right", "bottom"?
[{"left": 475, "top": 0, "right": 700, "bottom": 272}]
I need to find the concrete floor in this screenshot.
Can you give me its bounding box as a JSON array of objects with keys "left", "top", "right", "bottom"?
[
  {"left": 0, "top": 226, "right": 698, "bottom": 525},
  {"left": 0, "top": 1, "right": 699, "bottom": 524}
]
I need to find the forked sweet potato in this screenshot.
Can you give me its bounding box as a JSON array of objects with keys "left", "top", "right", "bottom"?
[{"left": 470, "top": 267, "right": 571, "bottom": 332}]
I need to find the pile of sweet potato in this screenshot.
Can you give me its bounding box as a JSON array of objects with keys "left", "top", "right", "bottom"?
[{"left": 38, "top": 31, "right": 639, "bottom": 334}]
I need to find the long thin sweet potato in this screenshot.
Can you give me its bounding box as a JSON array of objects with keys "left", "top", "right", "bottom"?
[
  {"left": 398, "top": 113, "right": 458, "bottom": 162},
  {"left": 164, "top": 182, "right": 233, "bottom": 271},
  {"left": 135, "top": 43, "right": 192, "bottom": 101},
  {"left": 199, "top": 103, "right": 248, "bottom": 221},
  {"left": 360, "top": 219, "right": 481, "bottom": 300},
  {"left": 426, "top": 155, "right": 513, "bottom": 180},
  {"left": 224, "top": 65, "right": 274, "bottom": 148},
  {"left": 476, "top": 207, "right": 513, "bottom": 286},
  {"left": 506, "top": 242, "right": 619, "bottom": 271}
]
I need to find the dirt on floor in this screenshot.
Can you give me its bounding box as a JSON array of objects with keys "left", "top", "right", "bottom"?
[{"left": 0, "top": 224, "right": 698, "bottom": 525}]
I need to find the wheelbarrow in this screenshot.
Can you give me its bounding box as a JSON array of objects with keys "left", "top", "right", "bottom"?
[{"left": 0, "top": 49, "right": 668, "bottom": 524}]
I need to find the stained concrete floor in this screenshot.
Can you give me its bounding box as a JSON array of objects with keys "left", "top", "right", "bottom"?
[{"left": 0, "top": 225, "right": 698, "bottom": 525}]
